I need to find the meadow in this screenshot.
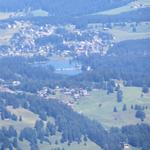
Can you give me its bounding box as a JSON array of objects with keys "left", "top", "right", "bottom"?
[
  {"left": 0, "top": 1, "right": 150, "bottom": 149},
  {"left": 4, "top": 86, "right": 148, "bottom": 149},
  {"left": 0, "top": 105, "right": 101, "bottom": 150},
  {"left": 94, "top": 0, "right": 150, "bottom": 15},
  {"left": 73, "top": 87, "right": 150, "bottom": 128},
  {"left": 0, "top": 12, "right": 13, "bottom": 20}
]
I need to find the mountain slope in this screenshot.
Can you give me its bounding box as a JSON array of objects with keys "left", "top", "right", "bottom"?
[{"left": 0, "top": 0, "right": 133, "bottom": 16}]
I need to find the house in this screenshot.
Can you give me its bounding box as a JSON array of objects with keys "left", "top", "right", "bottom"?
[
  {"left": 123, "top": 144, "right": 130, "bottom": 150},
  {"left": 64, "top": 91, "right": 72, "bottom": 95},
  {"left": 87, "top": 66, "right": 91, "bottom": 71},
  {"left": 67, "top": 102, "right": 74, "bottom": 108},
  {"left": 81, "top": 89, "right": 89, "bottom": 96},
  {"left": 73, "top": 93, "right": 80, "bottom": 99},
  {"left": 12, "top": 81, "right": 21, "bottom": 86}
]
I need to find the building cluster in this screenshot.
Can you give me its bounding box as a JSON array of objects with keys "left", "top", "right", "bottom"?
[
  {"left": 131, "top": 0, "right": 150, "bottom": 9},
  {"left": 0, "top": 79, "right": 20, "bottom": 93},
  {"left": 62, "top": 87, "right": 89, "bottom": 100},
  {"left": 37, "top": 86, "right": 89, "bottom": 107},
  {"left": 37, "top": 87, "right": 55, "bottom": 98},
  {"left": 0, "top": 21, "right": 113, "bottom": 57}
]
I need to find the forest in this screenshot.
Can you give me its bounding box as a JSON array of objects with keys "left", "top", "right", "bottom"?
[
  {"left": 0, "top": 91, "right": 150, "bottom": 150},
  {"left": 0, "top": 0, "right": 150, "bottom": 149}
]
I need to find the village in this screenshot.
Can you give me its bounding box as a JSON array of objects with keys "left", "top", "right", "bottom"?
[
  {"left": 0, "top": 20, "right": 114, "bottom": 58},
  {"left": 37, "top": 86, "right": 89, "bottom": 107},
  {"left": 0, "top": 76, "right": 90, "bottom": 108}
]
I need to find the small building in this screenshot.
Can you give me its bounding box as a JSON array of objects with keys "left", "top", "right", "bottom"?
[
  {"left": 73, "top": 93, "right": 80, "bottom": 99},
  {"left": 82, "top": 89, "right": 89, "bottom": 96},
  {"left": 12, "top": 81, "right": 21, "bottom": 86},
  {"left": 123, "top": 144, "right": 130, "bottom": 150}
]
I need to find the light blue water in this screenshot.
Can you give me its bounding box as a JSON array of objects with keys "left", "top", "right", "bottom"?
[
  {"left": 48, "top": 59, "right": 82, "bottom": 76},
  {"left": 47, "top": 59, "right": 75, "bottom": 68},
  {"left": 35, "top": 58, "right": 82, "bottom": 76}
]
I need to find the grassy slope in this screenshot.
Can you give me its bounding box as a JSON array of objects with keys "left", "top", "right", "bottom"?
[
  {"left": 88, "top": 21, "right": 150, "bottom": 42},
  {"left": 19, "top": 134, "right": 101, "bottom": 150},
  {"left": 0, "top": 1, "right": 149, "bottom": 149},
  {"left": 0, "top": 87, "right": 145, "bottom": 149},
  {"left": 39, "top": 134, "right": 101, "bottom": 150},
  {"left": 88, "top": 0, "right": 150, "bottom": 43},
  {"left": 43, "top": 86, "right": 150, "bottom": 129},
  {"left": 0, "top": 28, "right": 18, "bottom": 45},
  {"left": 107, "top": 28, "right": 150, "bottom": 42},
  {"left": 0, "top": 12, "right": 14, "bottom": 20},
  {"left": 73, "top": 87, "right": 150, "bottom": 128},
  {"left": 0, "top": 22, "right": 30, "bottom": 46},
  {"left": 0, "top": 107, "right": 38, "bottom": 131},
  {"left": 94, "top": 0, "right": 150, "bottom": 15},
  {"left": 105, "top": 22, "right": 150, "bottom": 42},
  {"left": 1, "top": 106, "right": 101, "bottom": 150},
  {"left": 111, "top": 22, "right": 150, "bottom": 33},
  {"left": 31, "top": 9, "right": 48, "bottom": 17}
]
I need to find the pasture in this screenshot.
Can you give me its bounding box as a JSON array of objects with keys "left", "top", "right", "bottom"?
[{"left": 73, "top": 87, "right": 150, "bottom": 128}]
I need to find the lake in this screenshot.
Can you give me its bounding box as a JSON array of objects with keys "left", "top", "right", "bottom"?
[{"left": 34, "top": 57, "right": 82, "bottom": 76}]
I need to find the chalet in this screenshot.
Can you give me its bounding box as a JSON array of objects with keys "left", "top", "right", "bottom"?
[
  {"left": 64, "top": 91, "right": 72, "bottom": 95},
  {"left": 80, "top": 89, "right": 89, "bottom": 96},
  {"left": 73, "top": 93, "right": 80, "bottom": 99},
  {"left": 67, "top": 102, "right": 74, "bottom": 108},
  {"left": 87, "top": 66, "right": 91, "bottom": 71},
  {"left": 12, "top": 81, "right": 21, "bottom": 86},
  {"left": 123, "top": 144, "right": 130, "bottom": 150},
  {"left": 103, "top": 27, "right": 109, "bottom": 31},
  {"left": 0, "top": 85, "right": 14, "bottom": 93}
]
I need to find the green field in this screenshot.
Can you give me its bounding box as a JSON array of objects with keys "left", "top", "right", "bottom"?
[
  {"left": 0, "top": 2, "right": 150, "bottom": 149},
  {"left": 38, "top": 135, "right": 101, "bottom": 150},
  {"left": 1, "top": 88, "right": 146, "bottom": 149},
  {"left": 0, "top": 22, "right": 30, "bottom": 46},
  {"left": 18, "top": 133, "right": 101, "bottom": 150},
  {"left": 106, "top": 22, "right": 150, "bottom": 42},
  {"left": 0, "top": 9, "right": 48, "bottom": 21},
  {"left": 18, "top": 86, "right": 149, "bottom": 149},
  {"left": 0, "top": 28, "right": 18, "bottom": 45},
  {"left": 0, "top": 107, "right": 38, "bottom": 131},
  {"left": 111, "top": 22, "right": 150, "bottom": 33},
  {"left": 1, "top": 106, "right": 101, "bottom": 150},
  {"left": 88, "top": 21, "right": 150, "bottom": 42},
  {"left": 44, "top": 86, "right": 150, "bottom": 129},
  {"left": 73, "top": 87, "right": 150, "bottom": 128},
  {"left": 31, "top": 9, "right": 49, "bottom": 17},
  {"left": 0, "top": 12, "right": 13, "bottom": 20},
  {"left": 107, "top": 28, "right": 150, "bottom": 42},
  {"left": 93, "top": 0, "right": 150, "bottom": 15}
]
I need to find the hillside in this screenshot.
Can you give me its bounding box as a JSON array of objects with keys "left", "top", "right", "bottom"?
[
  {"left": 0, "top": 0, "right": 133, "bottom": 16},
  {"left": 0, "top": 0, "right": 150, "bottom": 150}
]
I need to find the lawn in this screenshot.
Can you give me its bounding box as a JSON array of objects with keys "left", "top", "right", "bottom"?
[
  {"left": 39, "top": 135, "right": 101, "bottom": 150},
  {"left": 0, "top": 21, "right": 31, "bottom": 46},
  {"left": 88, "top": 22, "right": 150, "bottom": 42},
  {"left": 0, "top": 12, "right": 14, "bottom": 20},
  {"left": 93, "top": 0, "right": 150, "bottom": 15},
  {"left": 31, "top": 9, "right": 48, "bottom": 17},
  {"left": 111, "top": 22, "right": 150, "bottom": 33},
  {"left": 107, "top": 28, "right": 150, "bottom": 42},
  {"left": 17, "top": 130, "right": 101, "bottom": 150},
  {"left": 1, "top": 106, "right": 101, "bottom": 150},
  {"left": 0, "top": 28, "right": 18, "bottom": 45},
  {"left": 0, "top": 106, "right": 39, "bottom": 132},
  {"left": 0, "top": 87, "right": 148, "bottom": 149},
  {"left": 73, "top": 87, "right": 150, "bottom": 128}
]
